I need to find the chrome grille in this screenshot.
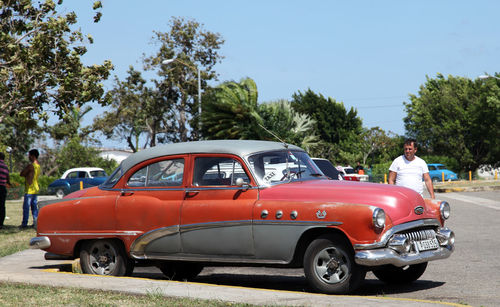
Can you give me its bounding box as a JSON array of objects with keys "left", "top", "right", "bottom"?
[{"left": 400, "top": 229, "right": 436, "bottom": 241}]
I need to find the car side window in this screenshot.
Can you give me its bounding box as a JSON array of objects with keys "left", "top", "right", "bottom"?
[
  {"left": 67, "top": 172, "right": 78, "bottom": 179},
  {"left": 128, "top": 158, "right": 184, "bottom": 187},
  {"left": 429, "top": 165, "right": 436, "bottom": 170},
  {"left": 193, "top": 157, "right": 249, "bottom": 186}
]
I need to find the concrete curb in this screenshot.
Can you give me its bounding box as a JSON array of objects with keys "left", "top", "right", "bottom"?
[
  {"left": 0, "top": 249, "right": 463, "bottom": 307},
  {"left": 434, "top": 185, "right": 500, "bottom": 193}
]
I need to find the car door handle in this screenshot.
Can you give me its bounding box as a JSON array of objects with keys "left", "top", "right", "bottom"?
[
  {"left": 185, "top": 190, "right": 200, "bottom": 198},
  {"left": 121, "top": 191, "right": 134, "bottom": 196}
]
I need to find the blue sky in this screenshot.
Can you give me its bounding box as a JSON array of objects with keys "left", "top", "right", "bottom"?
[{"left": 58, "top": 1, "right": 500, "bottom": 148}]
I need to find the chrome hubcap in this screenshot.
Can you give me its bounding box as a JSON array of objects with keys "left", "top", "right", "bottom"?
[{"left": 313, "top": 247, "right": 349, "bottom": 284}]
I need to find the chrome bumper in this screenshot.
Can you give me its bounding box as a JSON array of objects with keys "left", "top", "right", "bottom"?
[
  {"left": 30, "top": 236, "right": 51, "bottom": 249},
  {"left": 355, "top": 244, "right": 453, "bottom": 267},
  {"left": 355, "top": 227, "right": 455, "bottom": 267}
]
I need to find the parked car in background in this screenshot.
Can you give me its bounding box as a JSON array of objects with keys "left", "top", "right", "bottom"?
[
  {"left": 476, "top": 164, "right": 500, "bottom": 179},
  {"left": 31, "top": 140, "right": 454, "bottom": 294},
  {"left": 47, "top": 167, "right": 108, "bottom": 198},
  {"left": 427, "top": 163, "right": 458, "bottom": 183},
  {"left": 311, "top": 158, "right": 343, "bottom": 180},
  {"left": 337, "top": 166, "right": 369, "bottom": 182}
]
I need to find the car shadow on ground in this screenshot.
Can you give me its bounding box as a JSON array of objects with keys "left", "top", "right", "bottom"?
[
  {"left": 36, "top": 263, "right": 446, "bottom": 296},
  {"left": 357, "top": 278, "right": 446, "bottom": 295},
  {"left": 130, "top": 268, "right": 445, "bottom": 295}
]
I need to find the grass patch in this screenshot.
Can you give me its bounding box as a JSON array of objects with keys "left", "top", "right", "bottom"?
[
  {"left": 1, "top": 200, "right": 36, "bottom": 258},
  {"left": 0, "top": 282, "right": 254, "bottom": 307}
]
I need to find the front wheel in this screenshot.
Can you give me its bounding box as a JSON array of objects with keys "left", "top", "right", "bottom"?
[
  {"left": 303, "top": 234, "right": 365, "bottom": 294},
  {"left": 80, "top": 239, "right": 134, "bottom": 276},
  {"left": 373, "top": 262, "right": 428, "bottom": 284}
]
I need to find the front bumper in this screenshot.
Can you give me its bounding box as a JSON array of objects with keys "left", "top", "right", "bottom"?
[
  {"left": 355, "top": 244, "right": 453, "bottom": 267},
  {"left": 354, "top": 226, "right": 455, "bottom": 267},
  {"left": 30, "top": 236, "right": 51, "bottom": 249}
]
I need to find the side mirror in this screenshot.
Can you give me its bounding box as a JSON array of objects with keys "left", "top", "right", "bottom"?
[{"left": 235, "top": 178, "right": 249, "bottom": 191}]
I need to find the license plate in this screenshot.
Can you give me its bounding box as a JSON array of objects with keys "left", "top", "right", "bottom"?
[{"left": 416, "top": 238, "right": 439, "bottom": 251}]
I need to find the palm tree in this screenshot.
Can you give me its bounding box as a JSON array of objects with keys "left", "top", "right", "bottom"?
[
  {"left": 201, "top": 78, "right": 263, "bottom": 139},
  {"left": 258, "top": 99, "right": 319, "bottom": 151}
]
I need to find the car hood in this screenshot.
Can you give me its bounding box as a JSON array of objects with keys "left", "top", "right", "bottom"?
[{"left": 259, "top": 179, "right": 432, "bottom": 225}]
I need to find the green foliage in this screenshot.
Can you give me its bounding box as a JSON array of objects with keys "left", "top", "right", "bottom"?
[
  {"left": 146, "top": 17, "right": 224, "bottom": 143},
  {"left": 405, "top": 73, "right": 500, "bottom": 171},
  {"left": 7, "top": 173, "right": 58, "bottom": 199},
  {"left": 93, "top": 67, "right": 156, "bottom": 152},
  {"left": 201, "top": 78, "right": 318, "bottom": 149},
  {"left": 0, "top": 0, "right": 112, "bottom": 126},
  {"left": 94, "top": 17, "right": 224, "bottom": 149},
  {"left": 291, "top": 89, "right": 363, "bottom": 144},
  {"left": 201, "top": 78, "right": 263, "bottom": 139},
  {"left": 52, "top": 138, "right": 117, "bottom": 177},
  {"left": 258, "top": 99, "right": 319, "bottom": 151},
  {"left": 289, "top": 89, "right": 364, "bottom": 165},
  {"left": 371, "top": 161, "right": 393, "bottom": 183}
]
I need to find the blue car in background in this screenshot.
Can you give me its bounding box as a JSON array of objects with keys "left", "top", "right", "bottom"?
[
  {"left": 48, "top": 167, "right": 108, "bottom": 198},
  {"left": 428, "top": 163, "right": 458, "bottom": 182}
]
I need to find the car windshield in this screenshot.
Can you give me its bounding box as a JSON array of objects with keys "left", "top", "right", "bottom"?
[
  {"left": 247, "top": 150, "right": 325, "bottom": 185},
  {"left": 101, "top": 167, "right": 122, "bottom": 188}
]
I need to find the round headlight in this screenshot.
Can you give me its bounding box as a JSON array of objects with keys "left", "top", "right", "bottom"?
[
  {"left": 372, "top": 208, "right": 386, "bottom": 229},
  {"left": 440, "top": 201, "right": 451, "bottom": 220}
]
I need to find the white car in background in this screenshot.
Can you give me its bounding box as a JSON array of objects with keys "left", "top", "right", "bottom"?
[{"left": 337, "top": 166, "right": 369, "bottom": 182}]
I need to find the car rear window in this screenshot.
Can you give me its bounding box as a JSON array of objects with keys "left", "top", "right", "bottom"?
[{"left": 127, "top": 159, "right": 184, "bottom": 187}]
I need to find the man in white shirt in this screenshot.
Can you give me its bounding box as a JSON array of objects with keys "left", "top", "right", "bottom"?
[{"left": 388, "top": 139, "right": 435, "bottom": 198}]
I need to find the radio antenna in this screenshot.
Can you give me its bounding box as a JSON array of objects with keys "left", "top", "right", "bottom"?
[{"left": 258, "top": 124, "right": 288, "bottom": 149}]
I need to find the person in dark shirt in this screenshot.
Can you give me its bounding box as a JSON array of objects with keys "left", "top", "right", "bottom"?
[
  {"left": 0, "top": 152, "right": 11, "bottom": 229},
  {"left": 355, "top": 161, "right": 364, "bottom": 174}
]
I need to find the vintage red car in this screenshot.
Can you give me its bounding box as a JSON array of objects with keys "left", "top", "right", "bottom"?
[{"left": 30, "top": 140, "right": 454, "bottom": 294}]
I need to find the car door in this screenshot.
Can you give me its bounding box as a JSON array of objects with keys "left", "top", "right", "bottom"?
[
  {"left": 115, "top": 156, "right": 187, "bottom": 257},
  {"left": 180, "top": 154, "right": 258, "bottom": 256}
]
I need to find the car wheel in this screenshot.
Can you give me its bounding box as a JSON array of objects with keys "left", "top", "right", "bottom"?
[
  {"left": 80, "top": 239, "right": 134, "bottom": 276},
  {"left": 159, "top": 261, "right": 204, "bottom": 281},
  {"left": 432, "top": 177, "right": 439, "bottom": 183},
  {"left": 303, "top": 234, "right": 365, "bottom": 294},
  {"left": 55, "top": 188, "right": 65, "bottom": 198},
  {"left": 373, "top": 262, "right": 428, "bottom": 284}
]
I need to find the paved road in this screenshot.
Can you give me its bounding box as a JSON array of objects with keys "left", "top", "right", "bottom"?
[{"left": 2, "top": 191, "right": 498, "bottom": 306}]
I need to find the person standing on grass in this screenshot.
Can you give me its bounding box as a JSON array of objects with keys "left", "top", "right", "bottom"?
[
  {"left": 388, "top": 139, "right": 435, "bottom": 199},
  {"left": 20, "top": 149, "right": 41, "bottom": 228},
  {"left": 0, "top": 152, "right": 11, "bottom": 229}
]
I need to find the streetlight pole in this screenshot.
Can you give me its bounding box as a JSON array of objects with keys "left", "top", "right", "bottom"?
[{"left": 162, "top": 58, "right": 202, "bottom": 134}]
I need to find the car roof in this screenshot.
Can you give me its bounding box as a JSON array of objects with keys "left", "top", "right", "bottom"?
[
  {"left": 120, "top": 140, "right": 304, "bottom": 174},
  {"left": 62, "top": 167, "right": 105, "bottom": 177},
  {"left": 428, "top": 163, "right": 444, "bottom": 166},
  {"left": 64, "top": 167, "right": 104, "bottom": 173}
]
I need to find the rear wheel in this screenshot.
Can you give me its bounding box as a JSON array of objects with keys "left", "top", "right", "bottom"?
[
  {"left": 432, "top": 177, "right": 439, "bottom": 183},
  {"left": 373, "top": 262, "right": 428, "bottom": 284},
  {"left": 159, "top": 261, "right": 204, "bottom": 281},
  {"left": 303, "top": 234, "right": 365, "bottom": 294},
  {"left": 80, "top": 239, "right": 134, "bottom": 276}
]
